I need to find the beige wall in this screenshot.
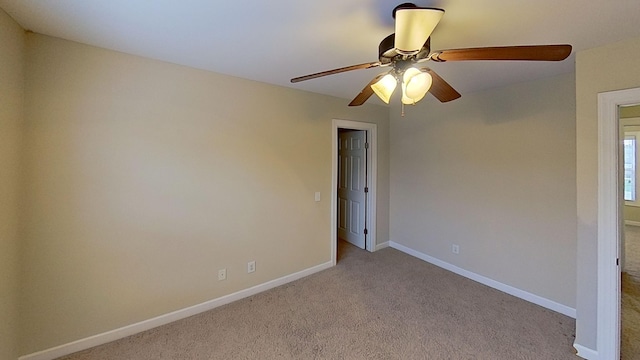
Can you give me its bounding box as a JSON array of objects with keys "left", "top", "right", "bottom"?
[
  {"left": 621, "top": 104, "right": 640, "bottom": 119},
  {"left": 575, "top": 35, "right": 640, "bottom": 350},
  {"left": 0, "top": 8, "right": 24, "bottom": 360},
  {"left": 623, "top": 206, "right": 640, "bottom": 223},
  {"left": 389, "top": 72, "right": 577, "bottom": 308},
  {"left": 19, "top": 33, "right": 389, "bottom": 355}
]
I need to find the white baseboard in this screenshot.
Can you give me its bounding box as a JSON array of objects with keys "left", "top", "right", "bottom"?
[
  {"left": 624, "top": 220, "right": 640, "bottom": 226},
  {"left": 19, "top": 261, "right": 334, "bottom": 360},
  {"left": 389, "top": 241, "right": 577, "bottom": 318},
  {"left": 573, "top": 343, "right": 598, "bottom": 359},
  {"left": 374, "top": 241, "right": 389, "bottom": 251}
]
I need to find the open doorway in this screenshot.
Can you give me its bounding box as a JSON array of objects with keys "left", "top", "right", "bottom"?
[
  {"left": 620, "top": 104, "right": 640, "bottom": 358},
  {"left": 596, "top": 87, "right": 640, "bottom": 360},
  {"left": 331, "top": 119, "right": 377, "bottom": 265},
  {"left": 337, "top": 129, "right": 368, "bottom": 250}
]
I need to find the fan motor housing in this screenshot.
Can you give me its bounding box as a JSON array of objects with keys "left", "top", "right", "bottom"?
[
  {"left": 379, "top": 34, "right": 431, "bottom": 64},
  {"left": 378, "top": 34, "right": 396, "bottom": 64}
]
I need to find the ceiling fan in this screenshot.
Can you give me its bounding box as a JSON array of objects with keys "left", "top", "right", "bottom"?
[{"left": 290, "top": 3, "right": 572, "bottom": 107}]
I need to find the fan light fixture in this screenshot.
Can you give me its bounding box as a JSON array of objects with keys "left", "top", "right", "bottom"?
[
  {"left": 290, "top": 3, "right": 572, "bottom": 109},
  {"left": 371, "top": 74, "right": 397, "bottom": 104},
  {"left": 402, "top": 67, "right": 432, "bottom": 104},
  {"left": 370, "top": 67, "right": 433, "bottom": 105}
]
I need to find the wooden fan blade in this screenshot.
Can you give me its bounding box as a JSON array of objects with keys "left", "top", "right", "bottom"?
[
  {"left": 291, "top": 62, "right": 381, "bottom": 83},
  {"left": 430, "top": 44, "right": 572, "bottom": 62},
  {"left": 422, "top": 68, "right": 461, "bottom": 102},
  {"left": 348, "top": 73, "right": 388, "bottom": 106}
]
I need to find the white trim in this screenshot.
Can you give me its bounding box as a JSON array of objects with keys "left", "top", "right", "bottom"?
[
  {"left": 573, "top": 343, "right": 598, "bottom": 360},
  {"left": 375, "top": 241, "right": 390, "bottom": 251},
  {"left": 624, "top": 220, "right": 640, "bottom": 227},
  {"left": 331, "top": 119, "right": 378, "bottom": 261},
  {"left": 19, "top": 261, "right": 333, "bottom": 360},
  {"left": 596, "top": 87, "right": 640, "bottom": 360},
  {"left": 389, "top": 241, "right": 576, "bottom": 318}
]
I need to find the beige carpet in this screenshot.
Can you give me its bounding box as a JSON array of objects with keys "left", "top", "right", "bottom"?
[
  {"left": 58, "top": 241, "right": 578, "bottom": 359},
  {"left": 623, "top": 225, "right": 640, "bottom": 359}
]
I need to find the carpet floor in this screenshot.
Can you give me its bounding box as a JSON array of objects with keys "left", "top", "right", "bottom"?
[
  {"left": 623, "top": 225, "right": 640, "bottom": 359},
  {"left": 58, "top": 241, "right": 578, "bottom": 359}
]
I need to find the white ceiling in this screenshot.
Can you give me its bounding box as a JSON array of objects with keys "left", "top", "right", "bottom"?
[{"left": 1, "top": 0, "right": 640, "bottom": 104}]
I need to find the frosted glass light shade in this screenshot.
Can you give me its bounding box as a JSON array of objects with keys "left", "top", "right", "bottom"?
[
  {"left": 395, "top": 8, "right": 444, "bottom": 54},
  {"left": 402, "top": 67, "right": 432, "bottom": 104},
  {"left": 371, "top": 74, "right": 397, "bottom": 104}
]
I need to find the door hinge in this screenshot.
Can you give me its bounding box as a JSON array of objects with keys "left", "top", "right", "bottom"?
[
  {"left": 617, "top": 258, "right": 620, "bottom": 266},
  {"left": 364, "top": 187, "right": 369, "bottom": 193},
  {"left": 365, "top": 142, "right": 369, "bottom": 149},
  {"left": 364, "top": 228, "right": 368, "bottom": 235}
]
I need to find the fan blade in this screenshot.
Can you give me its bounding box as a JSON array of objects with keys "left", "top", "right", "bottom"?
[
  {"left": 430, "top": 44, "right": 572, "bottom": 62},
  {"left": 395, "top": 7, "right": 444, "bottom": 55},
  {"left": 291, "top": 62, "right": 381, "bottom": 83},
  {"left": 348, "top": 73, "right": 388, "bottom": 106},
  {"left": 422, "top": 68, "right": 461, "bottom": 102}
]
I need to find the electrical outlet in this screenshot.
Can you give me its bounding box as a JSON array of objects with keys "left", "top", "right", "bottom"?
[
  {"left": 218, "top": 268, "right": 226, "bottom": 281},
  {"left": 452, "top": 244, "right": 460, "bottom": 254},
  {"left": 247, "top": 261, "right": 256, "bottom": 273}
]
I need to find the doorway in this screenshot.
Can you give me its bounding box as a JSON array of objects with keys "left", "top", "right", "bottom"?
[
  {"left": 596, "top": 87, "right": 640, "bottom": 360},
  {"left": 620, "top": 106, "right": 640, "bottom": 358},
  {"left": 331, "top": 119, "right": 378, "bottom": 265},
  {"left": 337, "top": 129, "right": 367, "bottom": 249}
]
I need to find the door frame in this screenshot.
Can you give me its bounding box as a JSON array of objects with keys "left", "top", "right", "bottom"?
[
  {"left": 331, "top": 119, "right": 377, "bottom": 265},
  {"left": 597, "top": 86, "right": 640, "bottom": 359}
]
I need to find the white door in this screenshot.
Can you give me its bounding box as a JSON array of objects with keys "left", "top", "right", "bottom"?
[{"left": 337, "top": 130, "right": 367, "bottom": 249}]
